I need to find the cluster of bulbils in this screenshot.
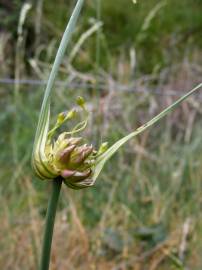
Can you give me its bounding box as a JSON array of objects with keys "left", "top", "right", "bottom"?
[
  {"left": 32, "top": 97, "right": 108, "bottom": 189},
  {"left": 45, "top": 134, "right": 97, "bottom": 189}
]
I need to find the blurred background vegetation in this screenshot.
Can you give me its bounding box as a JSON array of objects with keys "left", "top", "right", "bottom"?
[{"left": 0, "top": 0, "right": 202, "bottom": 269}]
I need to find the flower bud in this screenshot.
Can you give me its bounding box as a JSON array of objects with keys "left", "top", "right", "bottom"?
[
  {"left": 76, "top": 96, "right": 85, "bottom": 107},
  {"left": 59, "top": 145, "right": 76, "bottom": 164},
  {"left": 68, "top": 137, "right": 82, "bottom": 145},
  {"left": 32, "top": 96, "right": 108, "bottom": 189}
]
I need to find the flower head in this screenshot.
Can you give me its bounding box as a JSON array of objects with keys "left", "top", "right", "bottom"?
[{"left": 32, "top": 97, "right": 108, "bottom": 189}]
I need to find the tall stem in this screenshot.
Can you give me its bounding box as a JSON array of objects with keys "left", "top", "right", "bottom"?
[{"left": 39, "top": 178, "right": 62, "bottom": 270}]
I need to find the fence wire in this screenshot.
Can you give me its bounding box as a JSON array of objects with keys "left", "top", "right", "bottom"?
[{"left": 0, "top": 77, "right": 202, "bottom": 98}]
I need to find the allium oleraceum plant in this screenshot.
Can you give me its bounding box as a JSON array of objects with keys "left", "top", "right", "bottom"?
[{"left": 31, "top": 0, "right": 202, "bottom": 269}]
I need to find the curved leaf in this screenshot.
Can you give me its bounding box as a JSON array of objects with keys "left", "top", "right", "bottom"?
[{"left": 92, "top": 83, "right": 202, "bottom": 182}]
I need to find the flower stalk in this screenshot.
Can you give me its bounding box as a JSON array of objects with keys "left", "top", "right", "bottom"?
[{"left": 39, "top": 178, "right": 62, "bottom": 270}]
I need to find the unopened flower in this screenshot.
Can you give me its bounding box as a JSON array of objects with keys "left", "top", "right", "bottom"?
[{"left": 32, "top": 97, "right": 108, "bottom": 189}]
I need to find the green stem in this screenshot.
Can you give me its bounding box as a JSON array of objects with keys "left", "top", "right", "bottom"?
[{"left": 39, "top": 178, "right": 62, "bottom": 270}]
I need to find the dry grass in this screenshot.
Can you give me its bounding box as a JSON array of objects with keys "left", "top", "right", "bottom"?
[
  {"left": 0, "top": 198, "right": 201, "bottom": 270},
  {"left": 1, "top": 62, "right": 202, "bottom": 268}
]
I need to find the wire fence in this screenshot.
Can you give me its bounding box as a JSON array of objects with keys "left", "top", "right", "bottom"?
[{"left": 1, "top": 77, "right": 202, "bottom": 98}]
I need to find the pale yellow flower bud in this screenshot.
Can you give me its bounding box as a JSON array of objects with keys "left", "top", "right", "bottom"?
[{"left": 32, "top": 97, "right": 108, "bottom": 189}]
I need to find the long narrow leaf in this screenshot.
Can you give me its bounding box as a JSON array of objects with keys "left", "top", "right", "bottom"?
[
  {"left": 33, "top": 0, "right": 84, "bottom": 150},
  {"left": 32, "top": 0, "right": 84, "bottom": 179},
  {"left": 92, "top": 83, "right": 202, "bottom": 181}
]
